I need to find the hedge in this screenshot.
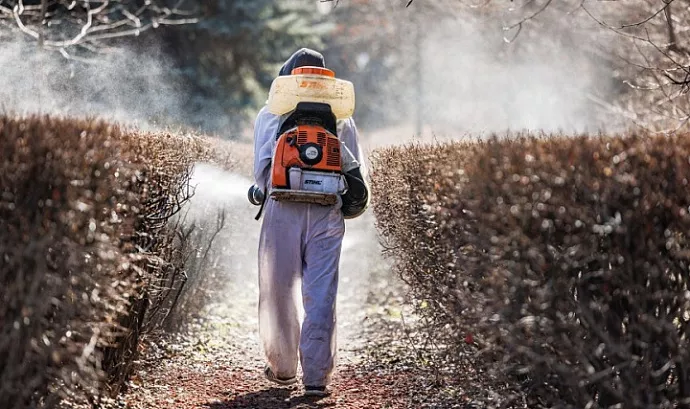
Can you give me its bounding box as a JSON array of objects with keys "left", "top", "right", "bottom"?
[{"left": 371, "top": 133, "right": 690, "bottom": 408}]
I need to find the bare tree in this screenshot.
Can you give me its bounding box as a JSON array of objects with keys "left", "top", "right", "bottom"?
[
  {"left": 0, "top": 0, "right": 198, "bottom": 57},
  {"left": 578, "top": 0, "right": 690, "bottom": 131}
]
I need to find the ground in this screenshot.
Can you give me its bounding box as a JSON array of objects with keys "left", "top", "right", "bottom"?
[
  {"left": 120, "top": 208, "right": 463, "bottom": 409},
  {"left": 119, "top": 142, "right": 506, "bottom": 409}
]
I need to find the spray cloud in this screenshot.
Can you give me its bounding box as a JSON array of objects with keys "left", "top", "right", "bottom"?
[{"left": 0, "top": 31, "right": 185, "bottom": 131}]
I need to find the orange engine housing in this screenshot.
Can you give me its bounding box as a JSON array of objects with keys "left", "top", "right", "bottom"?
[{"left": 272, "top": 124, "right": 342, "bottom": 189}]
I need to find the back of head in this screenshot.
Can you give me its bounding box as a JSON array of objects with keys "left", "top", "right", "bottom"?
[{"left": 279, "top": 48, "right": 325, "bottom": 76}]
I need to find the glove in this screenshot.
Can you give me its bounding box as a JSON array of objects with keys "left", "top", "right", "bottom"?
[
  {"left": 341, "top": 167, "right": 369, "bottom": 219},
  {"left": 248, "top": 185, "right": 265, "bottom": 206}
]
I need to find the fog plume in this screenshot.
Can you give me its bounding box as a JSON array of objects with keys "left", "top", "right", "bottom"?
[
  {"left": 420, "top": 18, "right": 608, "bottom": 135},
  {"left": 338, "top": 5, "right": 617, "bottom": 144},
  {"left": 0, "top": 32, "right": 185, "bottom": 131}
]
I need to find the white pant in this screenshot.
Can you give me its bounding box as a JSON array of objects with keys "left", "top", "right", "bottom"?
[{"left": 258, "top": 198, "right": 344, "bottom": 386}]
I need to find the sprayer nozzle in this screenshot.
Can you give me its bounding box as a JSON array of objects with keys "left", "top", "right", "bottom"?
[{"left": 248, "top": 185, "right": 265, "bottom": 206}]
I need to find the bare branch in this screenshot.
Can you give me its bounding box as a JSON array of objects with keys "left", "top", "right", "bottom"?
[
  {"left": 662, "top": 3, "right": 684, "bottom": 53},
  {"left": 2, "top": 0, "right": 199, "bottom": 53},
  {"left": 12, "top": 4, "right": 39, "bottom": 39},
  {"left": 503, "top": 22, "right": 522, "bottom": 43},
  {"left": 619, "top": 0, "right": 674, "bottom": 29},
  {"left": 502, "top": 0, "right": 554, "bottom": 41}
]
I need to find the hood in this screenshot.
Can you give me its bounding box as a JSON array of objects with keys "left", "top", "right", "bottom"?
[{"left": 278, "top": 48, "right": 326, "bottom": 76}]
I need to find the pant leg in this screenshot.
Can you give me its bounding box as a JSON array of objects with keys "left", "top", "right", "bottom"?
[
  {"left": 299, "top": 205, "right": 345, "bottom": 386},
  {"left": 258, "top": 199, "right": 305, "bottom": 379}
]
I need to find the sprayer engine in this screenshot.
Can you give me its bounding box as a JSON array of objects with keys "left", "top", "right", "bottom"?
[{"left": 270, "top": 122, "right": 345, "bottom": 205}]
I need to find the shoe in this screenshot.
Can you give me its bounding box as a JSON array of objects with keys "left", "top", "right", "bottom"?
[
  {"left": 264, "top": 366, "right": 297, "bottom": 386},
  {"left": 304, "top": 385, "right": 330, "bottom": 397}
]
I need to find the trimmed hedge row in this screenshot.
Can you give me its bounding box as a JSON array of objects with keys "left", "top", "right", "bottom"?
[
  {"left": 371, "top": 133, "right": 690, "bottom": 408},
  {"left": 0, "top": 115, "right": 242, "bottom": 407}
]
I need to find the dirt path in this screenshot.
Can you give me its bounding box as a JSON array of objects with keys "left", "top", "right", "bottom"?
[
  {"left": 123, "top": 293, "right": 418, "bottom": 409},
  {"left": 117, "top": 129, "right": 492, "bottom": 409},
  {"left": 121, "top": 181, "right": 450, "bottom": 409}
]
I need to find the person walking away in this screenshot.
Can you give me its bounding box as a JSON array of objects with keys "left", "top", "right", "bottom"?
[{"left": 250, "top": 48, "right": 369, "bottom": 397}]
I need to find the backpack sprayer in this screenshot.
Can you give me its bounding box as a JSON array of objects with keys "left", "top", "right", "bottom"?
[{"left": 249, "top": 66, "right": 365, "bottom": 218}]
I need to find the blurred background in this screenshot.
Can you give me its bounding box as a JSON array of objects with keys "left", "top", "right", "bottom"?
[{"left": 0, "top": 0, "right": 688, "bottom": 140}]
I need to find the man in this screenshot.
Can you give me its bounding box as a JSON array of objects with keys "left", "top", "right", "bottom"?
[{"left": 252, "top": 48, "right": 369, "bottom": 397}]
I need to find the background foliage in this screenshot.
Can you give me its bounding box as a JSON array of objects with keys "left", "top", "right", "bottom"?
[{"left": 158, "top": 1, "right": 332, "bottom": 134}]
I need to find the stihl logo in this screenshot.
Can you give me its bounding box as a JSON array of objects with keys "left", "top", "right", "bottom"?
[
  {"left": 305, "top": 180, "right": 322, "bottom": 185},
  {"left": 299, "top": 80, "right": 327, "bottom": 90}
]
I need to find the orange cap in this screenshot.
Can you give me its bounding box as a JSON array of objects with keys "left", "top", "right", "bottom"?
[{"left": 291, "top": 66, "right": 335, "bottom": 77}]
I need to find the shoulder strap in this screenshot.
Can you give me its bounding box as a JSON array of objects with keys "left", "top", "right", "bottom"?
[{"left": 254, "top": 190, "right": 267, "bottom": 221}]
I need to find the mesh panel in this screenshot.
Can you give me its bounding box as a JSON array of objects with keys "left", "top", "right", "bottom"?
[{"left": 327, "top": 137, "right": 340, "bottom": 167}]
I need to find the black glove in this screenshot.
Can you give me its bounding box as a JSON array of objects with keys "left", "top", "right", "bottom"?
[{"left": 341, "top": 167, "right": 369, "bottom": 219}]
